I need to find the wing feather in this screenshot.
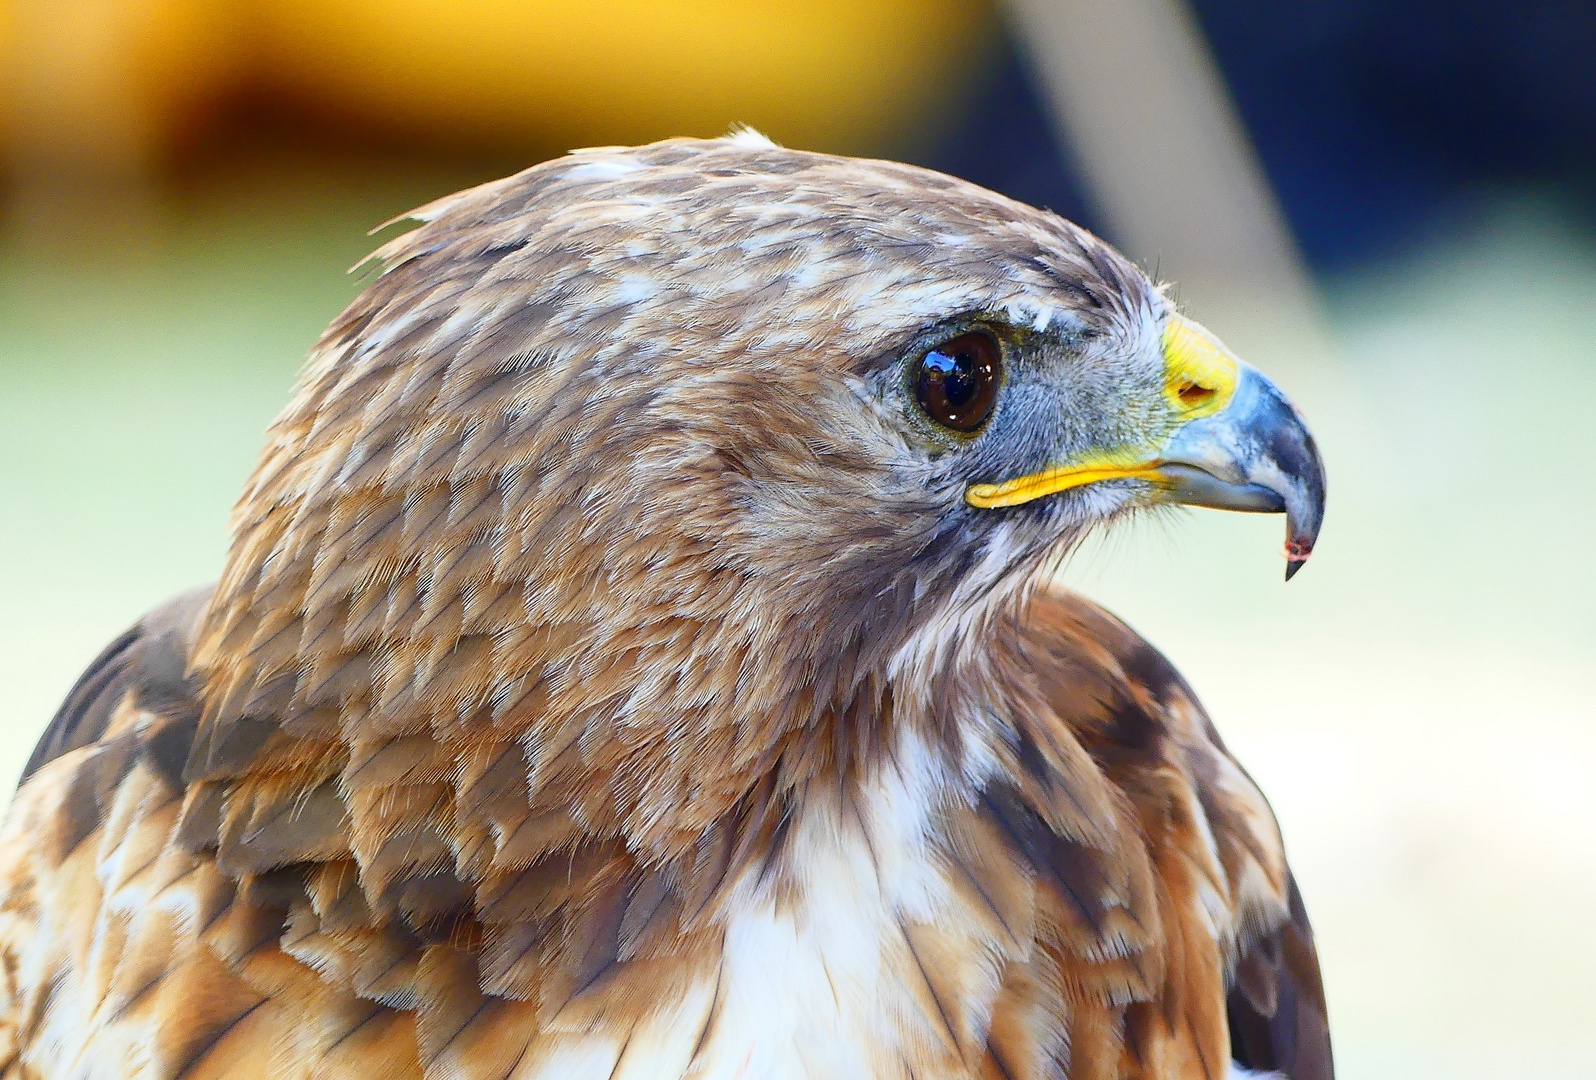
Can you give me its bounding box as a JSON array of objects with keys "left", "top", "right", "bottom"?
[
  {"left": 983, "top": 586, "right": 1333, "bottom": 1080},
  {"left": 20, "top": 586, "right": 210, "bottom": 788},
  {"left": 1227, "top": 876, "right": 1334, "bottom": 1080}
]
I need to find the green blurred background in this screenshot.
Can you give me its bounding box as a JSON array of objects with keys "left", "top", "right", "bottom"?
[{"left": 2, "top": 2, "right": 1593, "bottom": 1077}]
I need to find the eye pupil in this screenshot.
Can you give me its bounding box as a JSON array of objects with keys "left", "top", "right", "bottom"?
[{"left": 915, "top": 331, "right": 1001, "bottom": 433}]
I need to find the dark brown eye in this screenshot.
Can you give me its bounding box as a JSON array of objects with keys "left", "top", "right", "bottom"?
[{"left": 914, "top": 331, "right": 1002, "bottom": 433}]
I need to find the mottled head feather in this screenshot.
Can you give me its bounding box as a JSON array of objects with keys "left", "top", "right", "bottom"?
[{"left": 191, "top": 135, "right": 1168, "bottom": 861}]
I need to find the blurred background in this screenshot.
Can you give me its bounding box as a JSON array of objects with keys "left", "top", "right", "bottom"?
[{"left": 1, "top": 2, "right": 1593, "bottom": 1076}]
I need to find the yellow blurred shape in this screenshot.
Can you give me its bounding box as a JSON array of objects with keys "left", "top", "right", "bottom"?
[
  {"left": 2, "top": 0, "right": 991, "bottom": 176},
  {"left": 6, "top": 0, "right": 241, "bottom": 177},
  {"left": 255, "top": 0, "right": 988, "bottom": 149}
]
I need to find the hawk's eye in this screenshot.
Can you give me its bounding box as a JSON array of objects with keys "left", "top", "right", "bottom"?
[{"left": 915, "top": 331, "right": 1001, "bottom": 433}]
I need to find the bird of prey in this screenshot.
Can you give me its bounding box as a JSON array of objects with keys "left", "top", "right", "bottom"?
[{"left": 0, "top": 133, "right": 1330, "bottom": 1080}]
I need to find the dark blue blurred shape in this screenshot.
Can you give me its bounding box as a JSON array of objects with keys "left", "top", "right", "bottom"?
[
  {"left": 924, "top": 1, "right": 1596, "bottom": 271},
  {"left": 915, "top": 29, "right": 1101, "bottom": 238}
]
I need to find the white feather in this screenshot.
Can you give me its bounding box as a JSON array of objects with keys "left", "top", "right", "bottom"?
[
  {"left": 722, "top": 125, "right": 779, "bottom": 149},
  {"left": 690, "top": 729, "right": 976, "bottom": 1080}
]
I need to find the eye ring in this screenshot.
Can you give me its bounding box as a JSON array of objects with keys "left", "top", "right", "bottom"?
[{"left": 913, "top": 330, "right": 1002, "bottom": 433}]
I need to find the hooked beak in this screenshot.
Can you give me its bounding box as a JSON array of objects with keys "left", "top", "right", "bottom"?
[{"left": 965, "top": 315, "right": 1326, "bottom": 580}]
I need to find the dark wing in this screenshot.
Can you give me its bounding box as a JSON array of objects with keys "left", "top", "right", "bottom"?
[
  {"left": 1004, "top": 585, "right": 1335, "bottom": 1080},
  {"left": 1228, "top": 874, "right": 1334, "bottom": 1080},
  {"left": 19, "top": 585, "right": 212, "bottom": 787},
  {"left": 19, "top": 626, "right": 140, "bottom": 786}
]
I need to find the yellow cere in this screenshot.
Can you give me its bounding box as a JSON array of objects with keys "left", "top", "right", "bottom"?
[{"left": 1160, "top": 313, "right": 1239, "bottom": 419}]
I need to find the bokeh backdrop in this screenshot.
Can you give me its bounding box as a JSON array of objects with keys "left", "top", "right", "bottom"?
[{"left": 3, "top": 3, "right": 1594, "bottom": 1078}]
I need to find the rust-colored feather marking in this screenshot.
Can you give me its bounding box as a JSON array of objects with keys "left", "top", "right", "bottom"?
[{"left": 1, "top": 136, "right": 1329, "bottom": 1079}]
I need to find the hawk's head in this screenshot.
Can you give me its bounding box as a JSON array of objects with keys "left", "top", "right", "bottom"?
[{"left": 200, "top": 135, "right": 1323, "bottom": 841}]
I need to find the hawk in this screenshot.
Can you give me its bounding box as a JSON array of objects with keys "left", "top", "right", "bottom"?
[{"left": 0, "top": 133, "right": 1330, "bottom": 1080}]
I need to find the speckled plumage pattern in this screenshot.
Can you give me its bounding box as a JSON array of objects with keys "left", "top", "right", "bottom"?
[{"left": 0, "top": 136, "right": 1331, "bottom": 1079}]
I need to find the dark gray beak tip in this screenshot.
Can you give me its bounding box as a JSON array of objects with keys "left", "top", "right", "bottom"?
[{"left": 1282, "top": 506, "right": 1320, "bottom": 582}]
